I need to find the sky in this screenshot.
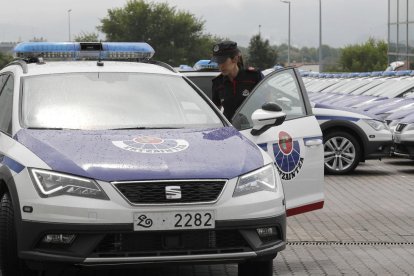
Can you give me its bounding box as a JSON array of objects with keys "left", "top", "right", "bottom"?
[{"left": 0, "top": 0, "right": 387, "bottom": 48}]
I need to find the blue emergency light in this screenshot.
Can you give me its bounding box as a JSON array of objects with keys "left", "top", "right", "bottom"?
[
  {"left": 13, "top": 42, "right": 155, "bottom": 60},
  {"left": 179, "top": 64, "right": 194, "bottom": 71},
  {"left": 370, "top": 71, "right": 383, "bottom": 77},
  {"left": 193, "top": 60, "right": 218, "bottom": 71},
  {"left": 395, "top": 70, "right": 412, "bottom": 76},
  {"left": 358, "top": 72, "right": 371, "bottom": 77},
  {"left": 382, "top": 71, "right": 396, "bottom": 77}
]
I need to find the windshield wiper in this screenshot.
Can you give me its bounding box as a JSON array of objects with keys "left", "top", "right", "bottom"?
[
  {"left": 27, "top": 127, "right": 65, "bottom": 130},
  {"left": 110, "top": 127, "right": 183, "bottom": 130}
]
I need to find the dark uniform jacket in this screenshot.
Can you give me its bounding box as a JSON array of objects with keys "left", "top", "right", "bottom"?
[{"left": 212, "top": 68, "right": 263, "bottom": 120}]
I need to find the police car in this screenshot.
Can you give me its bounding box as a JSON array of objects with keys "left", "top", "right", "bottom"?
[
  {"left": 0, "top": 43, "right": 324, "bottom": 275},
  {"left": 393, "top": 113, "right": 414, "bottom": 158},
  {"left": 313, "top": 103, "right": 392, "bottom": 174}
]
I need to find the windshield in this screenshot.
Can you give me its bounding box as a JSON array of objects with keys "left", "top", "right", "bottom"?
[{"left": 21, "top": 72, "right": 223, "bottom": 130}]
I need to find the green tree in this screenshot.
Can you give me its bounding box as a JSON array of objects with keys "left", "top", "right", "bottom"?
[
  {"left": 339, "top": 38, "right": 387, "bottom": 72},
  {"left": 74, "top": 32, "right": 100, "bottom": 42},
  {"left": 247, "top": 34, "right": 277, "bottom": 69},
  {"left": 0, "top": 52, "right": 13, "bottom": 69},
  {"left": 98, "top": 0, "right": 218, "bottom": 66}
]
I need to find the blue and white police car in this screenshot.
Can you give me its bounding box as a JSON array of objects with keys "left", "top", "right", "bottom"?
[
  {"left": 313, "top": 104, "right": 392, "bottom": 174},
  {"left": 0, "top": 43, "right": 324, "bottom": 275},
  {"left": 393, "top": 113, "right": 414, "bottom": 158}
]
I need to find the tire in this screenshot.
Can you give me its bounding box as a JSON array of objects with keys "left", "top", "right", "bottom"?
[
  {"left": 238, "top": 259, "right": 273, "bottom": 276},
  {"left": 323, "top": 131, "right": 361, "bottom": 175},
  {"left": 0, "top": 193, "right": 34, "bottom": 276}
]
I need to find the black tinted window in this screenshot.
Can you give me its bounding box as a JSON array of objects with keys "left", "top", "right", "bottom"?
[{"left": 188, "top": 76, "right": 213, "bottom": 99}]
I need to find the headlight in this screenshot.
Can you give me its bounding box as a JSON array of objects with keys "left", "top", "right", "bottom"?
[
  {"left": 233, "top": 164, "right": 278, "bottom": 197},
  {"left": 29, "top": 168, "right": 109, "bottom": 200},
  {"left": 363, "top": 119, "right": 388, "bottom": 131}
]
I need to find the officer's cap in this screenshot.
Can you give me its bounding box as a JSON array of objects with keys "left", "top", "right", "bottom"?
[{"left": 211, "top": 41, "right": 240, "bottom": 64}]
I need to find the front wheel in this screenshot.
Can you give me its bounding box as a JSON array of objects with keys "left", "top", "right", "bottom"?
[
  {"left": 238, "top": 259, "right": 273, "bottom": 276},
  {"left": 323, "top": 131, "right": 361, "bottom": 175},
  {"left": 0, "top": 193, "right": 34, "bottom": 276}
]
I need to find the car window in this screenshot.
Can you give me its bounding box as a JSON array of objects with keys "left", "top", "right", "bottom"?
[
  {"left": 233, "top": 69, "right": 306, "bottom": 130},
  {"left": 0, "top": 74, "right": 8, "bottom": 91},
  {"left": 0, "top": 75, "right": 13, "bottom": 134},
  {"left": 187, "top": 76, "right": 213, "bottom": 99},
  {"left": 376, "top": 79, "right": 414, "bottom": 97},
  {"left": 21, "top": 72, "right": 223, "bottom": 130}
]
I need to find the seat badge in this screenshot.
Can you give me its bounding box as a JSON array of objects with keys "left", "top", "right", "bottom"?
[{"left": 166, "top": 186, "right": 182, "bottom": 199}]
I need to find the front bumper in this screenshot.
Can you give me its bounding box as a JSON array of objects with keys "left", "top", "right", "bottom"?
[
  {"left": 364, "top": 140, "right": 393, "bottom": 159},
  {"left": 18, "top": 215, "right": 286, "bottom": 269},
  {"left": 393, "top": 141, "right": 414, "bottom": 158}
]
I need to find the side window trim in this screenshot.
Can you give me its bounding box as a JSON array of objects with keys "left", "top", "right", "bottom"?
[
  {"left": 292, "top": 68, "right": 313, "bottom": 115},
  {"left": 0, "top": 73, "right": 14, "bottom": 135}
]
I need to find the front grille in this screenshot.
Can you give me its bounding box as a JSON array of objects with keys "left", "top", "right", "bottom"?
[
  {"left": 114, "top": 180, "right": 226, "bottom": 204},
  {"left": 396, "top": 123, "right": 407, "bottom": 132},
  {"left": 91, "top": 230, "right": 250, "bottom": 257}
]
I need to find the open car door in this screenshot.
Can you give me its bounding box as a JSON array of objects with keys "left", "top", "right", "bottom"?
[{"left": 233, "top": 68, "right": 324, "bottom": 216}]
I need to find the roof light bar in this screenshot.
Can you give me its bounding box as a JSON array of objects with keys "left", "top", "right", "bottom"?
[
  {"left": 193, "top": 60, "right": 218, "bottom": 71},
  {"left": 370, "top": 71, "right": 383, "bottom": 77},
  {"left": 13, "top": 42, "right": 155, "bottom": 60},
  {"left": 395, "top": 70, "right": 412, "bottom": 76},
  {"left": 382, "top": 71, "right": 396, "bottom": 77},
  {"left": 178, "top": 64, "right": 194, "bottom": 71}
]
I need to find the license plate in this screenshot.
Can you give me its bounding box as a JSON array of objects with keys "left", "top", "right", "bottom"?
[{"left": 133, "top": 211, "right": 215, "bottom": 231}]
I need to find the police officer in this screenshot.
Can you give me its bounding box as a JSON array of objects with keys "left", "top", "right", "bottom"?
[{"left": 211, "top": 41, "right": 263, "bottom": 120}]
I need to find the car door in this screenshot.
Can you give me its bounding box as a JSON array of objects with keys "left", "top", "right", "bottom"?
[{"left": 232, "top": 68, "right": 324, "bottom": 216}]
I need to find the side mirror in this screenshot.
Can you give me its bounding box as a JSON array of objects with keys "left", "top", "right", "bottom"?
[{"left": 250, "top": 102, "right": 286, "bottom": 136}]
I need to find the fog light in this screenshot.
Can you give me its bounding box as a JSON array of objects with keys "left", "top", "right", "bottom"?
[
  {"left": 42, "top": 234, "right": 76, "bottom": 244},
  {"left": 257, "top": 227, "right": 278, "bottom": 237}
]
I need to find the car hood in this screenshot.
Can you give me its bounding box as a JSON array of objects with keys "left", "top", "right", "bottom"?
[
  {"left": 15, "top": 127, "right": 263, "bottom": 182},
  {"left": 312, "top": 103, "right": 383, "bottom": 121},
  {"left": 398, "top": 112, "right": 414, "bottom": 124}
]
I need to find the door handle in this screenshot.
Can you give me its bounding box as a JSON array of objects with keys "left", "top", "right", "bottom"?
[{"left": 305, "top": 139, "right": 323, "bottom": 147}]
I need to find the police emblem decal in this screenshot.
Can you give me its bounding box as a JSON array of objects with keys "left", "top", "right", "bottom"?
[
  {"left": 165, "top": 186, "right": 182, "bottom": 199},
  {"left": 242, "top": 89, "right": 250, "bottom": 97},
  {"left": 112, "top": 136, "right": 189, "bottom": 154},
  {"left": 273, "top": 131, "right": 304, "bottom": 180}
]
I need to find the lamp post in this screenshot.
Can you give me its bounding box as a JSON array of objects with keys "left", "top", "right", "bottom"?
[
  {"left": 281, "top": 0, "right": 291, "bottom": 66},
  {"left": 68, "top": 9, "right": 72, "bottom": 42},
  {"left": 319, "top": 0, "right": 322, "bottom": 72}
]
